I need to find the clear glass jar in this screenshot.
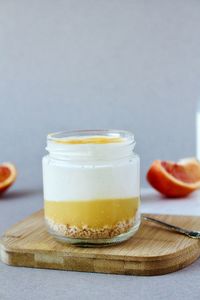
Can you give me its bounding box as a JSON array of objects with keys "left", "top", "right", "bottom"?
[
  {"left": 42, "top": 130, "right": 140, "bottom": 246},
  {"left": 197, "top": 103, "right": 200, "bottom": 159}
]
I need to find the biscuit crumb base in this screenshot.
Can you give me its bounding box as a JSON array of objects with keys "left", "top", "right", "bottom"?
[{"left": 46, "top": 218, "right": 134, "bottom": 239}]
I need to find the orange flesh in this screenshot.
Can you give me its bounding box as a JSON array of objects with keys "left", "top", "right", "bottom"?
[
  {"left": 44, "top": 197, "right": 140, "bottom": 228},
  {"left": 0, "top": 167, "right": 11, "bottom": 182},
  {"left": 161, "top": 161, "right": 200, "bottom": 184},
  {"left": 54, "top": 136, "right": 124, "bottom": 144}
]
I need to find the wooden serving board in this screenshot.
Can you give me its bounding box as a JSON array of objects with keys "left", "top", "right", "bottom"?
[{"left": 1, "top": 210, "right": 200, "bottom": 276}]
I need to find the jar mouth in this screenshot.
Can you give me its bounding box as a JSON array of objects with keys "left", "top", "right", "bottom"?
[
  {"left": 47, "top": 129, "right": 135, "bottom": 145},
  {"left": 46, "top": 130, "right": 135, "bottom": 161}
]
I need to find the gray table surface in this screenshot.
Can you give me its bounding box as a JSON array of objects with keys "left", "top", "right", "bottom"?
[{"left": 0, "top": 187, "right": 200, "bottom": 300}]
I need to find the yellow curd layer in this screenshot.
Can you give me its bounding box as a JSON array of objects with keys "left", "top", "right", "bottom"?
[
  {"left": 54, "top": 136, "right": 123, "bottom": 144},
  {"left": 44, "top": 197, "right": 139, "bottom": 228}
]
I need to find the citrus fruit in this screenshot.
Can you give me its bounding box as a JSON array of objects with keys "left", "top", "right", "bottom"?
[
  {"left": 0, "top": 163, "right": 17, "bottom": 194},
  {"left": 146, "top": 158, "right": 200, "bottom": 198}
]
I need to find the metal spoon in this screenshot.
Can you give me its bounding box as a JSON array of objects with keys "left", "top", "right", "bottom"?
[{"left": 143, "top": 216, "right": 200, "bottom": 239}]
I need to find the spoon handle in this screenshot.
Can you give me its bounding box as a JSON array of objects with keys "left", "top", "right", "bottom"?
[{"left": 143, "top": 216, "right": 195, "bottom": 237}]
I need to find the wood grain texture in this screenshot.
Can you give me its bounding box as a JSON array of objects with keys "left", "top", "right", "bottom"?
[{"left": 1, "top": 210, "right": 200, "bottom": 276}]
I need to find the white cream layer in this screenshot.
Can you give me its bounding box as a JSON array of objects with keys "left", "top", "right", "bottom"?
[{"left": 43, "top": 156, "right": 140, "bottom": 201}]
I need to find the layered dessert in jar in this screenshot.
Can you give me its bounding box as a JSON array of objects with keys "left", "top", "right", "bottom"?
[{"left": 43, "top": 130, "right": 140, "bottom": 245}]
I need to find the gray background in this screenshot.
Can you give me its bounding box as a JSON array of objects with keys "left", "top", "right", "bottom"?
[
  {"left": 1, "top": 1, "right": 200, "bottom": 299},
  {"left": 1, "top": 0, "right": 200, "bottom": 188}
]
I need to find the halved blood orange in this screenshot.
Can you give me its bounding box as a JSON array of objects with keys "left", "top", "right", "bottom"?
[
  {"left": 146, "top": 158, "right": 200, "bottom": 198},
  {"left": 0, "top": 163, "right": 17, "bottom": 194}
]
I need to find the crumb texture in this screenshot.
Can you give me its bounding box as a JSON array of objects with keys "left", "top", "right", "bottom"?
[{"left": 46, "top": 217, "right": 134, "bottom": 239}]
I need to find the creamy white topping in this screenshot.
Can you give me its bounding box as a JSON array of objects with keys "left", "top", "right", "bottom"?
[{"left": 43, "top": 156, "right": 140, "bottom": 201}]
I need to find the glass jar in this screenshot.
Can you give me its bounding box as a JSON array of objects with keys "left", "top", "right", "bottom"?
[
  {"left": 42, "top": 130, "right": 140, "bottom": 246},
  {"left": 197, "top": 103, "right": 200, "bottom": 159}
]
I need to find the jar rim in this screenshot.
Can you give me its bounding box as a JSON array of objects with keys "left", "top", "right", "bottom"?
[
  {"left": 47, "top": 129, "right": 135, "bottom": 145},
  {"left": 46, "top": 130, "right": 136, "bottom": 161}
]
